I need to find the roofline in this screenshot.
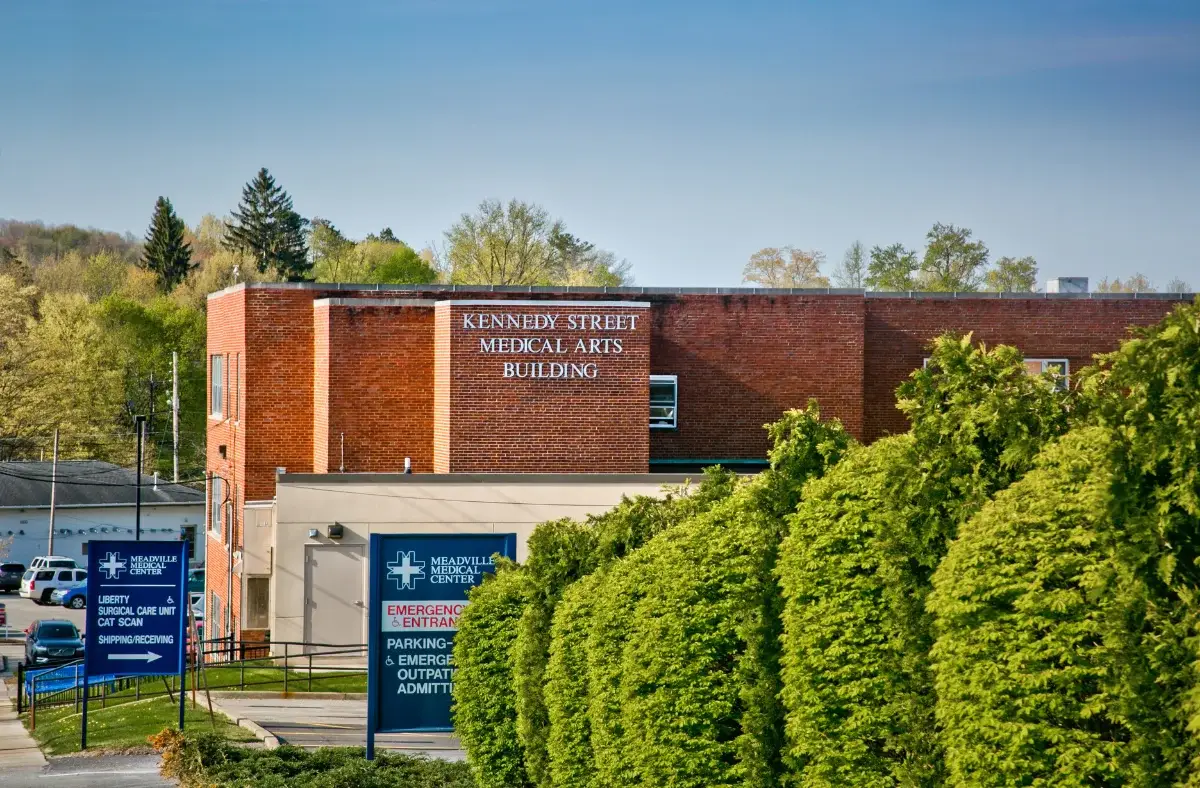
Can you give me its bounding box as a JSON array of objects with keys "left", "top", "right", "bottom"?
[
  {"left": 278, "top": 472, "right": 703, "bottom": 485},
  {"left": 208, "top": 282, "right": 1196, "bottom": 301},
  {"left": 0, "top": 500, "right": 204, "bottom": 511}
]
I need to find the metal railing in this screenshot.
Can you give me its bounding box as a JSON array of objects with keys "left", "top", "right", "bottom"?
[{"left": 16, "top": 638, "right": 369, "bottom": 723}]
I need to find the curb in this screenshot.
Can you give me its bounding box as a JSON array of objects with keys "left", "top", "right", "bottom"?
[
  {"left": 209, "top": 691, "right": 367, "bottom": 701},
  {"left": 207, "top": 697, "right": 279, "bottom": 750}
]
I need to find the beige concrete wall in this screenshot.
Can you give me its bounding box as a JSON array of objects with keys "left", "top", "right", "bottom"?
[{"left": 270, "top": 474, "right": 689, "bottom": 645}]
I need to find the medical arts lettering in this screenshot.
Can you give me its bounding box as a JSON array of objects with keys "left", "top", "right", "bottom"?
[{"left": 462, "top": 311, "right": 640, "bottom": 380}]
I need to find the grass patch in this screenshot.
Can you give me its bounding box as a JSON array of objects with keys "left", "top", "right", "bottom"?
[
  {"left": 201, "top": 665, "right": 367, "bottom": 694},
  {"left": 26, "top": 694, "right": 256, "bottom": 756},
  {"left": 160, "top": 733, "right": 474, "bottom": 788}
]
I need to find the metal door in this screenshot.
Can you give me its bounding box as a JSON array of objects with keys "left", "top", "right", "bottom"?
[{"left": 304, "top": 544, "right": 366, "bottom": 650}]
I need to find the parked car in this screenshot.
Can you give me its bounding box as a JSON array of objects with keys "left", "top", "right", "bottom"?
[
  {"left": 51, "top": 581, "right": 87, "bottom": 609},
  {"left": 24, "top": 619, "right": 84, "bottom": 666},
  {"left": 0, "top": 602, "right": 7, "bottom": 628},
  {"left": 21, "top": 567, "right": 87, "bottom": 605},
  {"left": 29, "top": 556, "right": 78, "bottom": 571},
  {"left": 188, "top": 568, "right": 205, "bottom": 593},
  {"left": 0, "top": 563, "right": 26, "bottom": 593}
]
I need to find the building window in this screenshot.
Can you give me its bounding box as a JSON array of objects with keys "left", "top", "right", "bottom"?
[
  {"left": 210, "top": 476, "right": 223, "bottom": 538},
  {"left": 81, "top": 542, "right": 88, "bottom": 556},
  {"left": 246, "top": 577, "right": 269, "bottom": 630},
  {"left": 211, "top": 592, "right": 223, "bottom": 642},
  {"left": 210, "top": 354, "right": 224, "bottom": 417},
  {"left": 650, "top": 375, "right": 678, "bottom": 429},
  {"left": 181, "top": 525, "right": 197, "bottom": 561},
  {"left": 1024, "top": 358, "right": 1070, "bottom": 390},
  {"left": 231, "top": 353, "right": 239, "bottom": 422}
]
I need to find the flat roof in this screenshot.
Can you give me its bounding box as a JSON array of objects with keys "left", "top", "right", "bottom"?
[
  {"left": 211, "top": 282, "right": 1196, "bottom": 301},
  {"left": 278, "top": 472, "right": 703, "bottom": 485}
]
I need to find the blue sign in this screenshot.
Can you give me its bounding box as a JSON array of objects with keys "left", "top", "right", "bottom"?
[
  {"left": 85, "top": 540, "right": 188, "bottom": 677},
  {"left": 367, "top": 532, "right": 517, "bottom": 746}
]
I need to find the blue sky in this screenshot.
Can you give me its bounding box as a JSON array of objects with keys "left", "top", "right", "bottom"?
[{"left": 2, "top": 0, "right": 1197, "bottom": 288}]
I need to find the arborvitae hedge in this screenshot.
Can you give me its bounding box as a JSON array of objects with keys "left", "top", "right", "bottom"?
[
  {"left": 778, "top": 336, "right": 1072, "bottom": 786},
  {"left": 779, "top": 435, "right": 938, "bottom": 785},
  {"left": 546, "top": 571, "right": 604, "bottom": 788},
  {"left": 928, "top": 427, "right": 1142, "bottom": 785},
  {"left": 514, "top": 519, "right": 598, "bottom": 788},
  {"left": 1082, "top": 298, "right": 1200, "bottom": 779},
  {"left": 451, "top": 562, "right": 532, "bottom": 788}
]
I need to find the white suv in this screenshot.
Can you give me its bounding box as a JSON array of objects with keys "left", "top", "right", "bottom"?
[
  {"left": 20, "top": 567, "right": 87, "bottom": 605},
  {"left": 29, "top": 556, "right": 78, "bottom": 571}
]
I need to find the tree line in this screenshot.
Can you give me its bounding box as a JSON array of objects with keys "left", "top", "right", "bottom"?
[
  {"left": 452, "top": 298, "right": 1200, "bottom": 786},
  {"left": 742, "top": 224, "right": 1192, "bottom": 293}
]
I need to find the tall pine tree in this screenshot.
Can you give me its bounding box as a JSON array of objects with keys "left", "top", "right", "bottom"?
[
  {"left": 223, "top": 168, "right": 310, "bottom": 280},
  {"left": 142, "top": 196, "right": 193, "bottom": 289}
]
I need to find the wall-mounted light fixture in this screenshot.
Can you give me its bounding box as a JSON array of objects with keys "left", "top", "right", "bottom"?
[
  {"left": 307, "top": 528, "right": 319, "bottom": 539},
  {"left": 327, "top": 523, "right": 344, "bottom": 540}
]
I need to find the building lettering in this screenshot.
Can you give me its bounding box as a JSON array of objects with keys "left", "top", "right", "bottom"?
[{"left": 464, "top": 311, "right": 639, "bottom": 380}]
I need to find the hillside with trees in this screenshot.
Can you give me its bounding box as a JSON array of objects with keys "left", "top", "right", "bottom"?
[{"left": 0, "top": 168, "right": 636, "bottom": 473}]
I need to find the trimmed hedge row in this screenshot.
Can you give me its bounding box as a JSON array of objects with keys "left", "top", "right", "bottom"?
[
  {"left": 451, "top": 562, "right": 531, "bottom": 788},
  {"left": 543, "top": 405, "right": 850, "bottom": 788}
]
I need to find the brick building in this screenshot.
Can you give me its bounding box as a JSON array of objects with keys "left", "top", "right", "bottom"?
[{"left": 205, "top": 282, "right": 1189, "bottom": 644}]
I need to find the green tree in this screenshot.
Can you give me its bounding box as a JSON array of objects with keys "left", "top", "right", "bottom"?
[
  {"left": 918, "top": 223, "right": 988, "bottom": 291},
  {"left": 308, "top": 217, "right": 353, "bottom": 271},
  {"left": 778, "top": 335, "right": 1071, "bottom": 786},
  {"left": 442, "top": 200, "right": 632, "bottom": 286},
  {"left": 1165, "top": 277, "right": 1191, "bottom": 293},
  {"left": 548, "top": 228, "right": 632, "bottom": 287},
  {"left": 443, "top": 199, "right": 559, "bottom": 285},
  {"left": 0, "top": 275, "right": 38, "bottom": 458},
  {"left": 832, "top": 241, "right": 866, "bottom": 288},
  {"left": 1095, "top": 273, "right": 1155, "bottom": 293},
  {"left": 452, "top": 563, "right": 533, "bottom": 788},
  {"left": 864, "top": 243, "right": 918, "bottom": 290},
  {"left": 984, "top": 255, "right": 1037, "bottom": 292},
  {"left": 223, "top": 168, "right": 310, "bottom": 280},
  {"left": 929, "top": 427, "right": 1146, "bottom": 785},
  {"left": 142, "top": 197, "right": 194, "bottom": 289},
  {"left": 742, "top": 247, "right": 830, "bottom": 288}
]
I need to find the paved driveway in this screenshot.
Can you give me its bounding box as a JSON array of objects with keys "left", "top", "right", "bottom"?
[
  {"left": 212, "top": 695, "right": 464, "bottom": 758},
  {"left": 0, "top": 594, "right": 85, "bottom": 639}
]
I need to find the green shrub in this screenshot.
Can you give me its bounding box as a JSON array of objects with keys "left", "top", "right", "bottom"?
[
  {"left": 779, "top": 336, "right": 1073, "bottom": 786},
  {"left": 451, "top": 562, "right": 532, "bottom": 788},
  {"left": 514, "top": 519, "right": 597, "bottom": 787},
  {"left": 779, "top": 435, "right": 938, "bottom": 785},
  {"left": 1081, "top": 298, "right": 1200, "bottom": 779},
  {"left": 928, "top": 427, "right": 1143, "bottom": 785},
  {"left": 546, "top": 571, "right": 604, "bottom": 788}
]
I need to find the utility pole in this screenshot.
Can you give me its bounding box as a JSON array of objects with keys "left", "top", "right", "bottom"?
[
  {"left": 172, "top": 352, "right": 179, "bottom": 483},
  {"left": 134, "top": 415, "right": 145, "bottom": 541},
  {"left": 47, "top": 429, "right": 59, "bottom": 554}
]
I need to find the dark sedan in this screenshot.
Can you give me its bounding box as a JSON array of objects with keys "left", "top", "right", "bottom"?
[{"left": 24, "top": 619, "right": 84, "bottom": 667}]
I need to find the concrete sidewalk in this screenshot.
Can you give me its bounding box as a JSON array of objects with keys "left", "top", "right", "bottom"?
[
  {"left": 210, "top": 693, "right": 464, "bottom": 759},
  {"left": 0, "top": 672, "right": 47, "bottom": 771}
]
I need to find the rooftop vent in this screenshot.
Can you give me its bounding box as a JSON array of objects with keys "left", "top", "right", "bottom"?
[{"left": 1046, "top": 277, "right": 1088, "bottom": 294}]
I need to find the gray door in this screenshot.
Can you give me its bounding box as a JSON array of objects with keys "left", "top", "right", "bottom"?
[{"left": 304, "top": 544, "right": 366, "bottom": 649}]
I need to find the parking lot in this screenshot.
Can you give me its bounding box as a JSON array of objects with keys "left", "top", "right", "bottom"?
[{"left": 0, "top": 593, "right": 85, "bottom": 638}]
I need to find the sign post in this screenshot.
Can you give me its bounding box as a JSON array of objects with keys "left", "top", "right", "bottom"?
[
  {"left": 367, "top": 532, "right": 516, "bottom": 759},
  {"left": 83, "top": 540, "right": 188, "bottom": 749}
]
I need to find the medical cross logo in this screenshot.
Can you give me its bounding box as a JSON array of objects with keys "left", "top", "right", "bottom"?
[
  {"left": 387, "top": 551, "right": 425, "bottom": 590},
  {"left": 99, "top": 552, "right": 127, "bottom": 580}
]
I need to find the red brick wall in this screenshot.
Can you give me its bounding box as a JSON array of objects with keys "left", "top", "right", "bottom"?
[
  {"left": 434, "top": 301, "right": 651, "bottom": 472},
  {"left": 649, "top": 295, "right": 865, "bottom": 461},
  {"left": 205, "top": 288, "right": 247, "bottom": 642},
  {"left": 863, "top": 297, "right": 1180, "bottom": 440},
  {"left": 315, "top": 300, "right": 435, "bottom": 473}
]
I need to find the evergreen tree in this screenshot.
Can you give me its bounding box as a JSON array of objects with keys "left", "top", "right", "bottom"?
[
  {"left": 223, "top": 168, "right": 310, "bottom": 280},
  {"left": 141, "top": 197, "right": 193, "bottom": 289}
]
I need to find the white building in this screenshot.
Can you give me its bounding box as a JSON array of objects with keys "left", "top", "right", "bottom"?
[
  {"left": 0, "top": 461, "right": 206, "bottom": 568},
  {"left": 239, "top": 472, "right": 690, "bottom": 649}
]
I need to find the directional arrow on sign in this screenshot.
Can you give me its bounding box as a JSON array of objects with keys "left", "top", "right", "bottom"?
[{"left": 108, "top": 651, "right": 162, "bottom": 663}]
